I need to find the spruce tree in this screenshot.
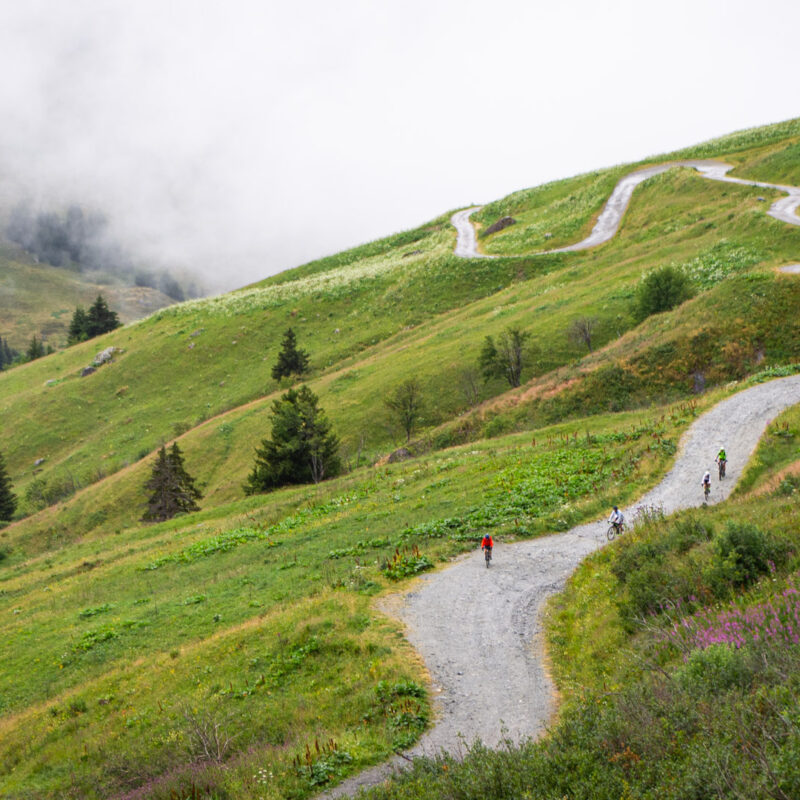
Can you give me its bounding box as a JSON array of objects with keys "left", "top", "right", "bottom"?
[
  {"left": 244, "top": 385, "right": 340, "bottom": 494},
  {"left": 26, "top": 335, "right": 45, "bottom": 362},
  {"left": 67, "top": 307, "right": 89, "bottom": 344},
  {"left": 142, "top": 443, "right": 202, "bottom": 522},
  {"left": 271, "top": 328, "right": 310, "bottom": 381},
  {"left": 0, "top": 338, "right": 19, "bottom": 370},
  {"left": 85, "top": 295, "right": 120, "bottom": 338},
  {"left": 0, "top": 451, "right": 17, "bottom": 522}
]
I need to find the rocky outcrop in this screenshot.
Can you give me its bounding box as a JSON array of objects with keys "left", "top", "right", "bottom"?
[
  {"left": 480, "top": 216, "right": 517, "bottom": 237},
  {"left": 80, "top": 346, "right": 118, "bottom": 377},
  {"left": 93, "top": 347, "right": 116, "bottom": 366},
  {"left": 387, "top": 447, "right": 413, "bottom": 463}
]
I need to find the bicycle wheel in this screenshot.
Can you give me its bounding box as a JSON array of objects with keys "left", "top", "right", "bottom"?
[
  {"left": 485, "top": 549, "right": 491, "bottom": 568},
  {"left": 606, "top": 525, "right": 616, "bottom": 541}
]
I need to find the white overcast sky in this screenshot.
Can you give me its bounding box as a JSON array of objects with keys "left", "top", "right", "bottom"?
[{"left": 0, "top": 0, "right": 797, "bottom": 291}]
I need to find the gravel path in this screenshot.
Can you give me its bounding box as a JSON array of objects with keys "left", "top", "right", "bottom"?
[
  {"left": 451, "top": 206, "right": 485, "bottom": 258},
  {"left": 451, "top": 160, "right": 800, "bottom": 258},
  {"left": 323, "top": 374, "right": 800, "bottom": 798}
]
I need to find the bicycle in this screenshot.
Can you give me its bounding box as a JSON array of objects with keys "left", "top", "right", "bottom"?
[
  {"left": 484, "top": 547, "right": 492, "bottom": 568},
  {"left": 703, "top": 482, "right": 711, "bottom": 502},
  {"left": 718, "top": 459, "right": 726, "bottom": 479},
  {"left": 606, "top": 522, "right": 624, "bottom": 541}
]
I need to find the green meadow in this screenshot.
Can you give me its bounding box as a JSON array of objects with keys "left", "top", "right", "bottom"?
[{"left": 1, "top": 116, "right": 800, "bottom": 799}]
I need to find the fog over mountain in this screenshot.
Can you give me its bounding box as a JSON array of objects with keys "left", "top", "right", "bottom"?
[{"left": 0, "top": 0, "right": 798, "bottom": 293}]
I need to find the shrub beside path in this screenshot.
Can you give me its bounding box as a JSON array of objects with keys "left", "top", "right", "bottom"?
[
  {"left": 451, "top": 160, "right": 800, "bottom": 258},
  {"left": 323, "top": 374, "right": 800, "bottom": 798}
]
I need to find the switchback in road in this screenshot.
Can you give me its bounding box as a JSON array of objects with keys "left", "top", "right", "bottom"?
[{"left": 451, "top": 160, "right": 800, "bottom": 258}]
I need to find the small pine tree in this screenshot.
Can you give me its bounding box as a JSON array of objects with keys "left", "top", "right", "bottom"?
[
  {"left": 142, "top": 443, "right": 202, "bottom": 522},
  {"left": 244, "top": 385, "right": 340, "bottom": 494},
  {"left": 0, "top": 337, "right": 9, "bottom": 370},
  {"left": 0, "top": 337, "right": 20, "bottom": 370},
  {"left": 85, "top": 295, "right": 121, "bottom": 338},
  {"left": 0, "top": 451, "right": 17, "bottom": 522},
  {"left": 271, "top": 328, "right": 310, "bottom": 381},
  {"left": 26, "top": 335, "right": 46, "bottom": 362},
  {"left": 67, "top": 307, "right": 89, "bottom": 344}
]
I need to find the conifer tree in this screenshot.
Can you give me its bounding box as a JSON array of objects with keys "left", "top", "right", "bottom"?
[
  {"left": 244, "top": 385, "right": 340, "bottom": 494},
  {"left": 271, "top": 328, "right": 310, "bottom": 381},
  {"left": 0, "top": 451, "right": 17, "bottom": 522},
  {"left": 26, "top": 335, "right": 45, "bottom": 362},
  {"left": 67, "top": 307, "right": 89, "bottom": 344},
  {"left": 0, "top": 337, "right": 18, "bottom": 370},
  {"left": 142, "top": 443, "right": 202, "bottom": 522},
  {"left": 85, "top": 295, "right": 121, "bottom": 338}
]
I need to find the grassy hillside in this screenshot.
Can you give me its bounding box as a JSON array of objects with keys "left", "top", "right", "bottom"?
[
  {"left": 1, "top": 116, "right": 800, "bottom": 799},
  {"left": 0, "top": 240, "right": 175, "bottom": 351},
  {"left": 355, "top": 403, "right": 800, "bottom": 800}
]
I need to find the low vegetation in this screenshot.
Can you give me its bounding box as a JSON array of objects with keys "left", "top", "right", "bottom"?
[
  {"left": 356, "top": 404, "right": 800, "bottom": 800},
  {"left": 2, "top": 116, "right": 800, "bottom": 798}
]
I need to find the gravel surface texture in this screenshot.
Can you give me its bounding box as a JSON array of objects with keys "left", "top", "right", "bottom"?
[{"left": 322, "top": 375, "right": 800, "bottom": 798}]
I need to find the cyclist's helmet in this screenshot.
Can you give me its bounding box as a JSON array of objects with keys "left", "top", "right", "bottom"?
[{"left": 613, "top": 505, "right": 618, "bottom": 511}]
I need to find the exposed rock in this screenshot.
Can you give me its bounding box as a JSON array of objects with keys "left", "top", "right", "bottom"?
[
  {"left": 81, "top": 366, "right": 96, "bottom": 377},
  {"left": 692, "top": 371, "right": 706, "bottom": 394},
  {"left": 544, "top": 232, "right": 553, "bottom": 239},
  {"left": 481, "top": 216, "right": 517, "bottom": 237},
  {"left": 387, "top": 447, "right": 413, "bottom": 463},
  {"left": 189, "top": 329, "right": 204, "bottom": 338},
  {"left": 93, "top": 347, "right": 116, "bottom": 367},
  {"left": 34, "top": 457, "right": 45, "bottom": 466},
  {"left": 402, "top": 249, "right": 423, "bottom": 258}
]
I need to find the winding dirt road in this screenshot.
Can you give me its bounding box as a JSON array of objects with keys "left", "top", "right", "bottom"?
[
  {"left": 326, "top": 160, "right": 800, "bottom": 798},
  {"left": 451, "top": 160, "right": 800, "bottom": 258},
  {"left": 325, "top": 375, "right": 800, "bottom": 798}
]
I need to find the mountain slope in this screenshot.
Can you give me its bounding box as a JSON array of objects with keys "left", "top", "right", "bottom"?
[
  {"left": 1, "top": 116, "right": 800, "bottom": 800},
  {"left": 0, "top": 240, "right": 175, "bottom": 351}
]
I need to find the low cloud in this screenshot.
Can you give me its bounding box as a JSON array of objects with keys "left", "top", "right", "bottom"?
[{"left": 0, "top": 0, "right": 797, "bottom": 293}]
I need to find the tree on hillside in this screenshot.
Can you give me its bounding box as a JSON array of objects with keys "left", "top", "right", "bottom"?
[
  {"left": 634, "top": 266, "right": 694, "bottom": 321},
  {"left": 567, "top": 316, "right": 598, "bottom": 353},
  {"left": 0, "top": 337, "right": 19, "bottom": 370},
  {"left": 385, "top": 378, "right": 424, "bottom": 443},
  {"left": 25, "top": 335, "right": 46, "bottom": 362},
  {"left": 271, "top": 328, "right": 310, "bottom": 381},
  {"left": 67, "top": 295, "right": 120, "bottom": 345},
  {"left": 244, "top": 385, "right": 340, "bottom": 494},
  {"left": 0, "top": 451, "right": 17, "bottom": 522},
  {"left": 67, "top": 307, "right": 89, "bottom": 344},
  {"left": 142, "top": 443, "right": 203, "bottom": 522},
  {"left": 479, "top": 327, "right": 531, "bottom": 388},
  {"left": 85, "top": 295, "right": 121, "bottom": 338}
]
